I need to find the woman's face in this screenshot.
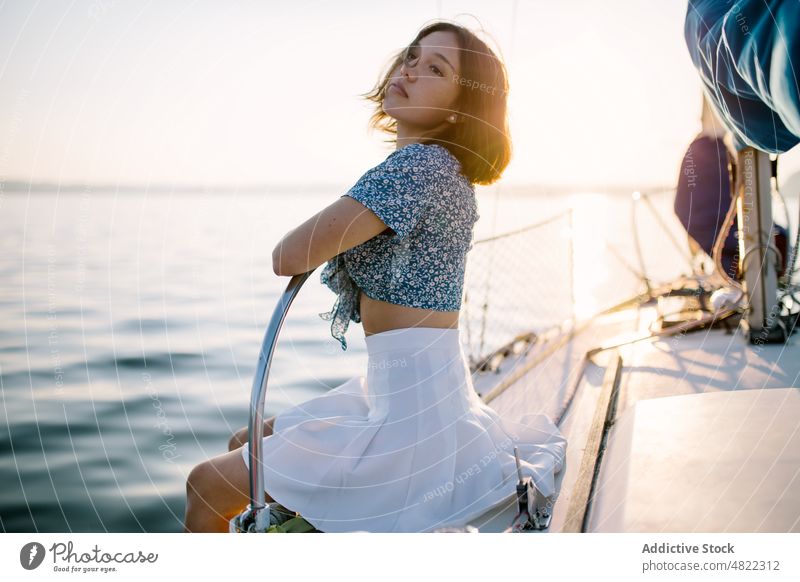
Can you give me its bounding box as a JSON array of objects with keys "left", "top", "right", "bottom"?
[{"left": 382, "top": 30, "right": 462, "bottom": 131}]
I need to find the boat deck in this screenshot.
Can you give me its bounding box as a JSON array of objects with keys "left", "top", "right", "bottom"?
[{"left": 467, "top": 296, "right": 800, "bottom": 532}]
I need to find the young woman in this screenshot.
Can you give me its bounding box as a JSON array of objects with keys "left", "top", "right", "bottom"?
[{"left": 184, "top": 20, "right": 567, "bottom": 533}]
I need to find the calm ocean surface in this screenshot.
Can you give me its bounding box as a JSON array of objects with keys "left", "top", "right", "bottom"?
[{"left": 2, "top": 187, "right": 795, "bottom": 532}]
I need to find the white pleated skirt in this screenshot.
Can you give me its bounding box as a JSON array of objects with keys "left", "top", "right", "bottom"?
[{"left": 240, "top": 326, "right": 567, "bottom": 532}]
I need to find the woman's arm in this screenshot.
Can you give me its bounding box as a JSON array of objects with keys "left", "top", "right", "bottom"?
[{"left": 272, "top": 196, "right": 390, "bottom": 276}]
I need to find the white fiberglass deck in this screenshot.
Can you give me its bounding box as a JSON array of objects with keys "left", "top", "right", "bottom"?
[
  {"left": 588, "top": 387, "right": 799, "bottom": 532},
  {"left": 466, "top": 299, "right": 800, "bottom": 532}
]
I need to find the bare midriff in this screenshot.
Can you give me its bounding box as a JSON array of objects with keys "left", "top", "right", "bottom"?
[{"left": 359, "top": 290, "right": 459, "bottom": 336}]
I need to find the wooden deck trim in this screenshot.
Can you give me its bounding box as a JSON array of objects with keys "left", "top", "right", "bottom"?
[{"left": 560, "top": 351, "right": 624, "bottom": 533}]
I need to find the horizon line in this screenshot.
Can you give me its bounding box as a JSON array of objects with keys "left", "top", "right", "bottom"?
[{"left": 1, "top": 178, "right": 679, "bottom": 195}]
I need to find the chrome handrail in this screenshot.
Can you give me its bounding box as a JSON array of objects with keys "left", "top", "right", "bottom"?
[{"left": 230, "top": 269, "right": 315, "bottom": 533}]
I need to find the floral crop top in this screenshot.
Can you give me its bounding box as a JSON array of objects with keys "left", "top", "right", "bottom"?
[{"left": 318, "top": 142, "right": 480, "bottom": 350}]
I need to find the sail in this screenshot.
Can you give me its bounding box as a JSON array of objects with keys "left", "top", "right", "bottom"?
[{"left": 684, "top": 0, "right": 800, "bottom": 153}]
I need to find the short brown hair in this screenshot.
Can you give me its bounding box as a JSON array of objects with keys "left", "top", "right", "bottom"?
[{"left": 362, "top": 21, "right": 512, "bottom": 186}]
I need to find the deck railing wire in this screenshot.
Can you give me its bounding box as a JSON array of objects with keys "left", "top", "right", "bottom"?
[{"left": 460, "top": 209, "right": 575, "bottom": 369}]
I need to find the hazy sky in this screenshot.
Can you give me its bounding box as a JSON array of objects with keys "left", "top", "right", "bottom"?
[{"left": 1, "top": 0, "right": 799, "bottom": 189}]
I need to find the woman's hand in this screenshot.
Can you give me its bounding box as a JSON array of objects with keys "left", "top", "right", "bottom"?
[{"left": 228, "top": 416, "right": 277, "bottom": 451}]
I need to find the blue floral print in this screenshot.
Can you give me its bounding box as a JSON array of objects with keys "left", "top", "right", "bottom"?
[{"left": 319, "top": 142, "right": 480, "bottom": 351}]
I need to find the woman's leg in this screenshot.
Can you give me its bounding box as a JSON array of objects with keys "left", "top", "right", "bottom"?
[
  {"left": 183, "top": 447, "right": 276, "bottom": 533},
  {"left": 228, "top": 416, "right": 277, "bottom": 451}
]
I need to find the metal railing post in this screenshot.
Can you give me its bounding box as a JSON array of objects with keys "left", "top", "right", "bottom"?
[{"left": 230, "top": 270, "right": 315, "bottom": 532}]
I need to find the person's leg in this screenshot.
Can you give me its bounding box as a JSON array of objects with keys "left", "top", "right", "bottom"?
[
  {"left": 184, "top": 447, "right": 276, "bottom": 532},
  {"left": 228, "top": 416, "right": 277, "bottom": 451}
]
